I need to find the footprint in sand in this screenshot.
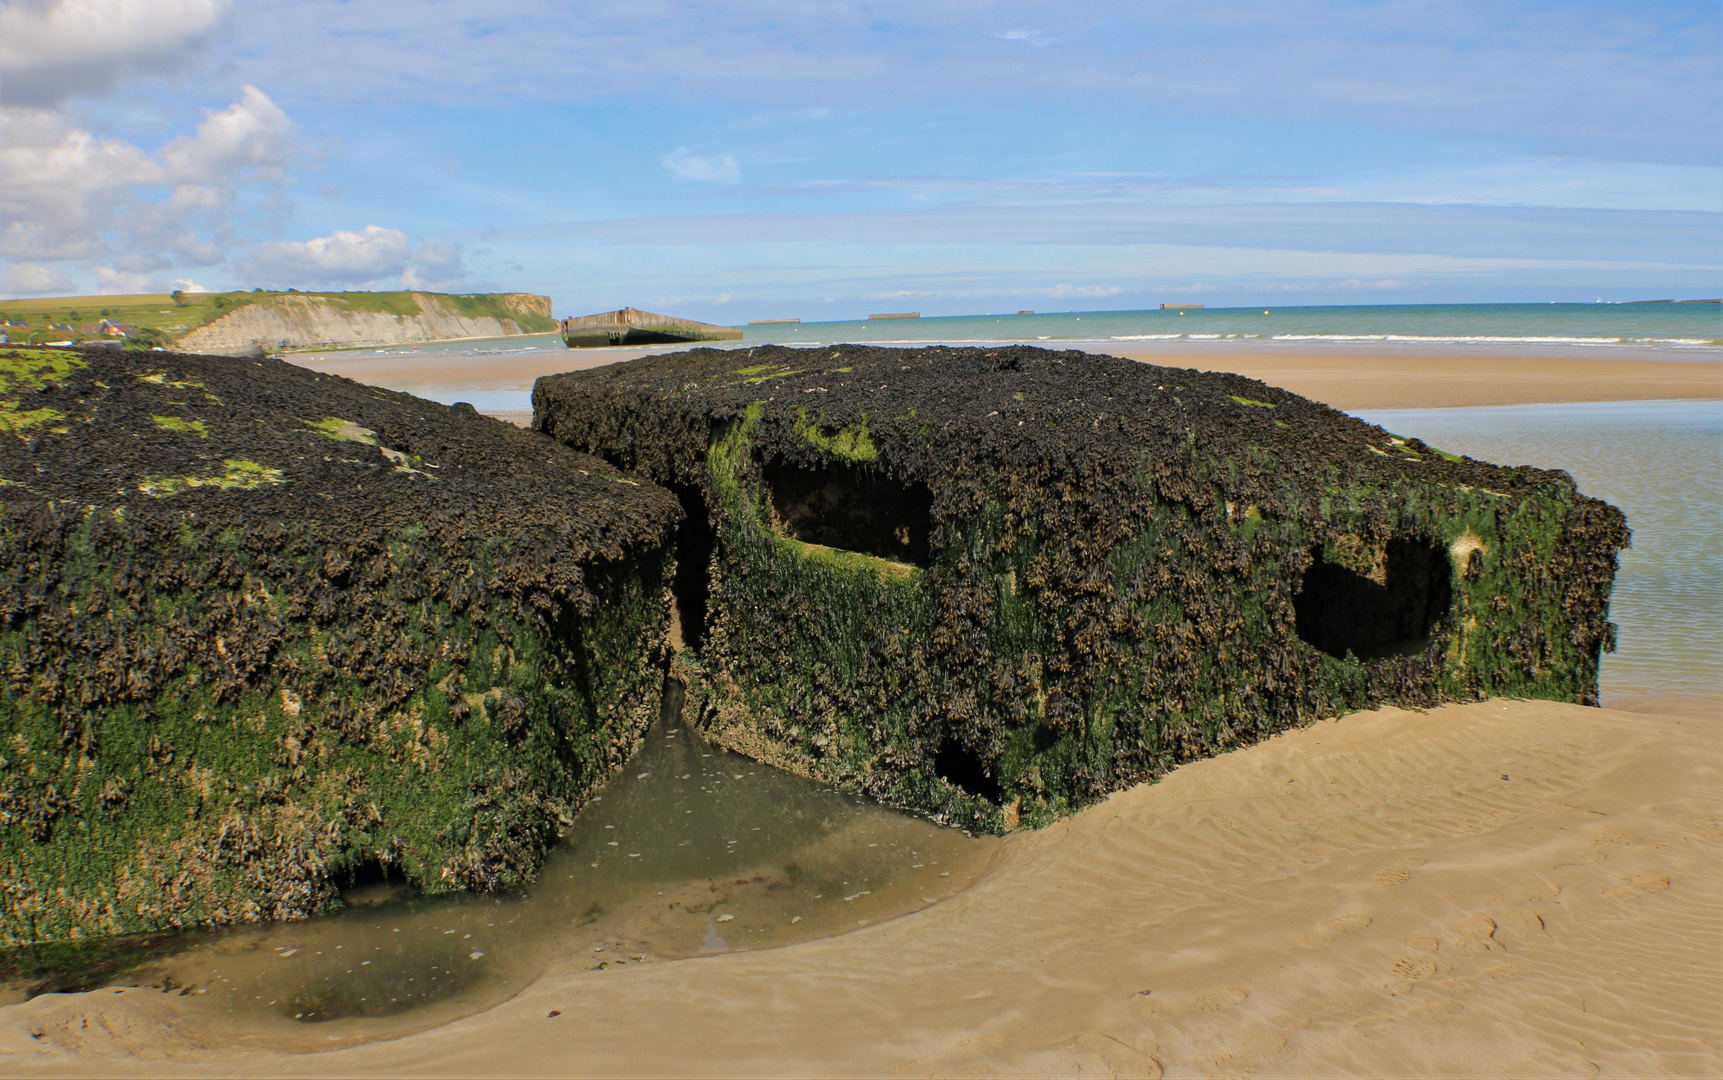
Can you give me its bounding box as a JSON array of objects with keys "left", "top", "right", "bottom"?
[
  {"left": 1455, "top": 915, "right": 1505, "bottom": 953},
  {"left": 1354, "top": 998, "right": 1463, "bottom": 1029},
  {"left": 1502, "top": 907, "right": 1551, "bottom": 940},
  {"left": 1459, "top": 809, "right": 1516, "bottom": 834},
  {"left": 1068, "top": 1032, "right": 1163, "bottom": 1079},
  {"left": 1436, "top": 961, "right": 1521, "bottom": 991},
  {"left": 1389, "top": 955, "right": 1439, "bottom": 982},
  {"left": 1200, "top": 1033, "right": 1288, "bottom": 1078},
  {"left": 1604, "top": 874, "right": 1669, "bottom": 901},
  {"left": 1582, "top": 828, "right": 1638, "bottom": 862},
  {"left": 1191, "top": 987, "right": 1250, "bottom": 1012},
  {"left": 1297, "top": 913, "right": 1372, "bottom": 949},
  {"left": 928, "top": 1030, "right": 1163, "bottom": 1079},
  {"left": 1372, "top": 857, "right": 1426, "bottom": 886},
  {"left": 1489, "top": 882, "right": 1561, "bottom": 906},
  {"left": 1502, "top": 1048, "right": 1600, "bottom": 1079}
]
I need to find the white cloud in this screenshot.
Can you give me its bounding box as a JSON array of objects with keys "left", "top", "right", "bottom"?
[
  {"left": 239, "top": 225, "right": 412, "bottom": 287},
  {"left": 0, "top": 260, "right": 75, "bottom": 296},
  {"left": 1047, "top": 283, "right": 1124, "bottom": 298},
  {"left": 159, "top": 86, "right": 295, "bottom": 184},
  {"left": 0, "top": 86, "right": 296, "bottom": 289},
  {"left": 662, "top": 147, "right": 741, "bottom": 184},
  {"left": 171, "top": 278, "right": 209, "bottom": 293},
  {"left": 93, "top": 265, "right": 152, "bottom": 293},
  {"left": 0, "top": 107, "right": 160, "bottom": 261},
  {"left": 0, "top": 0, "right": 230, "bottom": 106},
  {"left": 399, "top": 238, "right": 470, "bottom": 291},
  {"left": 994, "top": 28, "right": 1057, "bottom": 47}
]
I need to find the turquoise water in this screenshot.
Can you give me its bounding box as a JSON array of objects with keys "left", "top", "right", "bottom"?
[
  {"left": 1355, "top": 400, "right": 1722, "bottom": 699},
  {"left": 733, "top": 303, "right": 1721, "bottom": 351}
]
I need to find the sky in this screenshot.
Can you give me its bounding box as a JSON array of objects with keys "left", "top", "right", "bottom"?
[{"left": 1, "top": 0, "right": 1719, "bottom": 319}]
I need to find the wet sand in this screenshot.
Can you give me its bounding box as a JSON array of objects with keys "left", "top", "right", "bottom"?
[
  {"left": 1105, "top": 346, "right": 1723, "bottom": 411},
  {"left": 4, "top": 347, "right": 1718, "bottom": 1076},
  {"left": 291, "top": 343, "right": 1723, "bottom": 424},
  {"left": 3, "top": 696, "right": 1717, "bottom": 1077}
]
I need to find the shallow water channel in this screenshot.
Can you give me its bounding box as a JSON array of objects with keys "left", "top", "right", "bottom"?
[{"left": 34, "top": 714, "right": 996, "bottom": 1049}]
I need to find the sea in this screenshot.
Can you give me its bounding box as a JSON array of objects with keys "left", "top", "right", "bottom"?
[
  {"left": 732, "top": 302, "right": 1722, "bottom": 351},
  {"left": 323, "top": 302, "right": 1722, "bottom": 371}
]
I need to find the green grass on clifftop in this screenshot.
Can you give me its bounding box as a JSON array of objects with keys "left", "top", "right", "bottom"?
[{"left": 0, "top": 291, "right": 556, "bottom": 346}]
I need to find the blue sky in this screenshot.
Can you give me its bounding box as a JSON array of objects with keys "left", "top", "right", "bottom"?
[{"left": 2, "top": 0, "right": 1718, "bottom": 317}]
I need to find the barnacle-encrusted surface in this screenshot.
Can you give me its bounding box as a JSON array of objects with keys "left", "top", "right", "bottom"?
[
  {"left": 536, "top": 344, "right": 1628, "bottom": 832},
  {"left": 0, "top": 346, "right": 678, "bottom": 945}
]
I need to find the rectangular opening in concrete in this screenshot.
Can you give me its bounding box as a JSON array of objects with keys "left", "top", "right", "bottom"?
[
  {"left": 1294, "top": 538, "right": 1453, "bottom": 660},
  {"left": 765, "top": 460, "right": 933, "bottom": 567}
]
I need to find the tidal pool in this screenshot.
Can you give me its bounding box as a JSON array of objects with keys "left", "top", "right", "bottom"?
[
  {"left": 1354, "top": 399, "right": 1722, "bottom": 699},
  {"left": 16, "top": 708, "right": 995, "bottom": 1049}
]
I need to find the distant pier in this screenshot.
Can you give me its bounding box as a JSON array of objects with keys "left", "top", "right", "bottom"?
[{"left": 560, "top": 307, "right": 743, "bottom": 348}]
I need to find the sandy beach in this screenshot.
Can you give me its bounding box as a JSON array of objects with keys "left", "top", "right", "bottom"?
[
  {"left": 2, "top": 346, "right": 1718, "bottom": 1077},
  {"left": 291, "top": 343, "right": 1723, "bottom": 426},
  {"left": 1104, "top": 346, "right": 1723, "bottom": 411},
  {"left": 3, "top": 695, "right": 1716, "bottom": 1077}
]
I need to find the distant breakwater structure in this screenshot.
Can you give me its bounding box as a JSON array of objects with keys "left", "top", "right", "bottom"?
[
  {"left": 536, "top": 344, "right": 1628, "bottom": 832},
  {"left": 2, "top": 340, "right": 1625, "bottom": 947}
]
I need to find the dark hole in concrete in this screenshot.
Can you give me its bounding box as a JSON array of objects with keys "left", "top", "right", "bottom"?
[
  {"left": 764, "top": 459, "right": 932, "bottom": 567},
  {"left": 339, "top": 859, "right": 414, "bottom": 907},
  {"left": 933, "top": 738, "right": 1001, "bottom": 803},
  {"left": 669, "top": 484, "right": 713, "bottom": 651},
  {"left": 1294, "top": 539, "right": 1452, "bottom": 660}
]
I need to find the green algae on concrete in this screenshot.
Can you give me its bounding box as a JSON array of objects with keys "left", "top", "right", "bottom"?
[
  {"left": 533, "top": 344, "right": 1628, "bottom": 834},
  {"left": 0, "top": 346, "right": 678, "bottom": 946}
]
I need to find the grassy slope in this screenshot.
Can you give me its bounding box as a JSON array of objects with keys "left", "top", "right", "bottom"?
[{"left": 0, "top": 292, "right": 556, "bottom": 346}]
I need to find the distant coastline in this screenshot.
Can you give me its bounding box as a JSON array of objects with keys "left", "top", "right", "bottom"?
[{"left": 0, "top": 290, "right": 556, "bottom": 354}]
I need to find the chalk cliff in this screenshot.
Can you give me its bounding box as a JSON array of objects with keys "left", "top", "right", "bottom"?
[{"left": 177, "top": 292, "right": 555, "bottom": 353}]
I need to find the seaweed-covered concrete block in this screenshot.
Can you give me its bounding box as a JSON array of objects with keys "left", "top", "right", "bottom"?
[
  {"left": 0, "top": 346, "right": 678, "bottom": 945},
  {"left": 535, "top": 344, "right": 1628, "bottom": 832}
]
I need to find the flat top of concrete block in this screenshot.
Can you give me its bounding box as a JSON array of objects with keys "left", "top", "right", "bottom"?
[
  {"left": 1, "top": 345, "right": 678, "bottom": 564},
  {"left": 537, "top": 343, "right": 1580, "bottom": 505}
]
